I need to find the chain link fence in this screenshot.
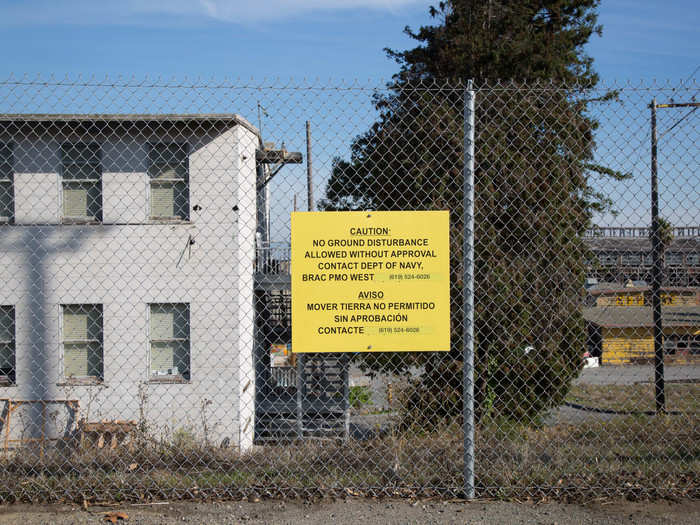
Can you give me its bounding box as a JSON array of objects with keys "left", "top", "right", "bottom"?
[{"left": 0, "top": 76, "right": 697, "bottom": 502}]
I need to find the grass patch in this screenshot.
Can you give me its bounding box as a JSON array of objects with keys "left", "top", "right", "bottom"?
[
  {"left": 566, "top": 383, "right": 700, "bottom": 413},
  {"left": 0, "top": 413, "right": 697, "bottom": 503}
]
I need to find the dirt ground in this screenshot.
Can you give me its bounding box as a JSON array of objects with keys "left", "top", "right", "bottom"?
[{"left": 0, "top": 499, "right": 698, "bottom": 525}]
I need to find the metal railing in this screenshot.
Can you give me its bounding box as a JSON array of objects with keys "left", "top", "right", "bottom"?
[
  {"left": 585, "top": 226, "right": 700, "bottom": 238},
  {"left": 256, "top": 242, "right": 291, "bottom": 275}
]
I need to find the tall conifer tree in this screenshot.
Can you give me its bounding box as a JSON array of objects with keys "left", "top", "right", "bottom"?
[{"left": 321, "top": 1, "right": 622, "bottom": 422}]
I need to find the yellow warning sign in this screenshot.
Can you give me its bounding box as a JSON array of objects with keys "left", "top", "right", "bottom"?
[{"left": 291, "top": 210, "right": 450, "bottom": 353}]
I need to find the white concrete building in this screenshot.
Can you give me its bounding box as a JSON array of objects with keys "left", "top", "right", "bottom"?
[{"left": 0, "top": 114, "right": 259, "bottom": 451}]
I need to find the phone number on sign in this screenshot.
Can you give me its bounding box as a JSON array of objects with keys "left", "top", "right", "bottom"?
[
  {"left": 378, "top": 327, "right": 420, "bottom": 334},
  {"left": 388, "top": 274, "right": 430, "bottom": 281}
]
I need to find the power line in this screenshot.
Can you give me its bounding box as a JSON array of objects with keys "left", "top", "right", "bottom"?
[
  {"left": 658, "top": 106, "right": 697, "bottom": 139},
  {"left": 654, "top": 98, "right": 700, "bottom": 139},
  {"left": 681, "top": 64, "right": 700, "bottom": 86},
  {"left": 681, "top": 64, "right": 700, "bottom": 108}
]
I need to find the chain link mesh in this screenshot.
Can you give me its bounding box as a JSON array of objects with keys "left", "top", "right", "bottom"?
[{"left": 0, "top": 76, "right": 697, "bottom": 502}]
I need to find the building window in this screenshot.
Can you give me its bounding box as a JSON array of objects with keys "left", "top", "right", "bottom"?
[
  {"left": 666, "top": 252, "right": 683, "bottom": 266},
  {"left": 0, "top": 306, "right": 15, "bottom": 386},
  {"left": 0, "top": 143, "right": 13, "bottom": 224},
  {"left": 687, "top": 253, "right": 700, "bottom": 266},
  {"left": 598, "top": 253, "right": 618, "bottom": 266},
  {"left": 147, "top": 143, "right": 189, "bottom": 220},
  {"left": 149, "top": 303, "right": 190, "bottom": 381},
  {"left": 60, "top": 143, "right": 102, "bottom": 223},
  {"left": 62, "top": 304, "right": 103, "bottom": 383},
  {"left": 620, "top": 253, "right": 641, "bottom": 266}
]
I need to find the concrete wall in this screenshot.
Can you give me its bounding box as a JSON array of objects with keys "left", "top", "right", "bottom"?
[{"left": 0, "top": 121, "right": 259, "bottom": 450}]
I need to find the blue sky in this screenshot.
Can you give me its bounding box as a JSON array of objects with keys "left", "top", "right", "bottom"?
[
  {"left": 0, "top": 0, "right": 697, "bottom": 82},
  {"left": 0, "top": 1, "right": 696, "bottom": 234}
]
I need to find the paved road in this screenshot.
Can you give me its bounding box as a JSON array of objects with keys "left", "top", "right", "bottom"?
[{"left": 575, "top": 364, "right": 700, "bottom": 385}]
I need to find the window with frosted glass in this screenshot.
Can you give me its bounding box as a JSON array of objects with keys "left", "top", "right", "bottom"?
[
  {"left": 620, "top": 253, "right": 641, "bottom": 266},
  {"left": 149, "top": 303, "right": 190, "bottom": 380},
  {"left": 60, "top": 143, "right": 102, "bottom": 222},
  {"left": 62, "top": 304, "right": 103, "bottom": 381},
  {"left": 666, "top": 252, "right": 683, "bottom": 266},
  {"left": 598, "top": 253, "right": 617, "bottom": 266},
  {"left": 0, "top": 305, "right": 15, "bottom": 385},
  {"left": 147, "top": 143, "right": 189, "bottom": 220},
  {"left": 0, "top": 143, "right": 13, "bottom": 223}
]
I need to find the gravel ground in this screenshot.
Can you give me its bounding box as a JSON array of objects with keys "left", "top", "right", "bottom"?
[{"left": 0, "top": 499, "right": 698, "bottom": 524}]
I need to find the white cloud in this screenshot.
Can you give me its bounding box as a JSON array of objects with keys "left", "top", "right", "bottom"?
[
  {"left": 1, "top": 0, "right": 426, "bottom": 26},
  {"left": 196, "top": 1, "right": 424, "bottom": 20}
]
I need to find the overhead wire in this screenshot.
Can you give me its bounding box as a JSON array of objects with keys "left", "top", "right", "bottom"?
[{"left": 658, "top": 64, "right": 699, "bottom": 139}]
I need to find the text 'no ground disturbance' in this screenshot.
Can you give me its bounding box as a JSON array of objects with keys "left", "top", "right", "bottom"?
[{"left": 292, "top": 211, "right": 450, "bottom": 352}]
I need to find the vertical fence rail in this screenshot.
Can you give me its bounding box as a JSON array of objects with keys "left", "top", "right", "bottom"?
[{"left": 462, "top": 81, "right": 476, "bottom": 500}]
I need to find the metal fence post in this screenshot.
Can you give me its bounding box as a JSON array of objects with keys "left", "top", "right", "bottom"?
[{"left": 463, "top": 80, "right": 476, "bottom": 500}]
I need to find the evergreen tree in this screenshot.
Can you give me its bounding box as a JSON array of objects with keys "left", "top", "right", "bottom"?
[{"left": 321, "top": 1, "right": 623, "bottom": 423}]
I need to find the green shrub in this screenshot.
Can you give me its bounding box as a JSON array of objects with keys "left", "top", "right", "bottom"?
[{"left": 349, "top": 385, "right": 373, "bottom": 410}]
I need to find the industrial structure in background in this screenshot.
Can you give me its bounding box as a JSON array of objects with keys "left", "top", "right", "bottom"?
[
  {"left": 584, "top": 226, "right": 700, "bottom": 364},
  {"left": 254, "top": 126, "right": 349, "bottom": 442},
  {"left": 585, "top": 226, "right": 700, "bottom": 286}
]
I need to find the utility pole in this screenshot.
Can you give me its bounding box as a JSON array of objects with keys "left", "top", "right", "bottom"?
[
  {"left": 649, "top": 98, "right": 664, "bottom": 413},
  {"left": 649, "top": 99, "right": 698, "bottom": 414},
  {"left": 306, "top": 120, "right": 314, "bottom": 211}
]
